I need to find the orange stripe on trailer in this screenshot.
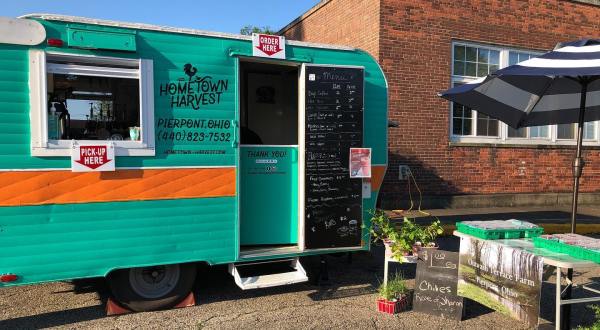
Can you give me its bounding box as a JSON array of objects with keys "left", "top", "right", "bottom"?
[
  {"left": 370, "top": 165, "right": 387, "bottom": 191},
  {"left": 0, "top": 168, "right": 236, "bottom": 207}
]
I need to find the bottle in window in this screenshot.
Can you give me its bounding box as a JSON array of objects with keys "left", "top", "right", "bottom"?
[{"left": 48, "top": 102, "right": 59, "bottom": 140}]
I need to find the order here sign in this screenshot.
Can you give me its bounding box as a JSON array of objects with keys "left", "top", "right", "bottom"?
[
  {"left": 252, "top": 33, "right": 285, "bottom": 59},
  {"left": 71, "top": 142, "right": 115, "bottom": 172}
]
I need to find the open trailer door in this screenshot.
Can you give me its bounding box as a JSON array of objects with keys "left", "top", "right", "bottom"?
[{"left": 300, "top": 64, "right": 365, "bottom": 250}]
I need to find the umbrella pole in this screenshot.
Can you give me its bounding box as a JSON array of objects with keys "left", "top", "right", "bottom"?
[
  {"left": 561, "top": 80, "right": 588, "bottom": 330},
  {"left": 570, "top": 80, "right": 588, "bottom": 234}
]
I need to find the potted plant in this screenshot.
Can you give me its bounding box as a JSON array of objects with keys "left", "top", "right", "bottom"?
[
  {"left": 376, "top": 273, "right": 410, "bottom": 315},
  {"left": 369, "top": 210, "right": 444, "bottom": 261},
  {"left": 368, "top": 210, "right": 402, "bottom": 259},
  {"left": 399, "top": 217, "right": 444, "bottom": 255}
]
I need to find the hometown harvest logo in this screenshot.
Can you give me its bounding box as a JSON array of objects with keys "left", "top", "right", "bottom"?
[{"left": 159, "top": 63, "right": 229, "bottom": 110}]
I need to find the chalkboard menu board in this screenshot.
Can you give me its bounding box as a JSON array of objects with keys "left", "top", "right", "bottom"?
[
  {"left": 413, "top": 249, "right": 464, "bottom": 320},
  {"left": 304, "top": 65, "right": 364, "bottom": 249}
]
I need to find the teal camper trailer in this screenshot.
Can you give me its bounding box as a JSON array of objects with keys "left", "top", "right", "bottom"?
[{"left": 0, "top": 14, "right": 388, "bottom": 311}]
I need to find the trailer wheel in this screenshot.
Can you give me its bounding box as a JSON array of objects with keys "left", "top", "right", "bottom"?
[{"left": 108, "top": 263, "right": 196, "bottom": 312}]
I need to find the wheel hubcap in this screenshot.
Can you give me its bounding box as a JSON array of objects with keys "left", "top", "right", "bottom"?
[{"left": 129, "top": 264, "right": 181, "bottom": 299}]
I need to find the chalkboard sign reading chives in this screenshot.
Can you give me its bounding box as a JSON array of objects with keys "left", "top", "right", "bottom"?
[
  {"left": 413, "top": 249, "right": 464, "bottom": 320},
  {"left": 304, "top": 66, "right": 364, "bottom": 249}
]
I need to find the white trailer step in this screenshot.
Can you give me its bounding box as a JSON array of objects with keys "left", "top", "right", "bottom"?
[{"left": 228, "top": 257, "right": 308, "bottom": 290}]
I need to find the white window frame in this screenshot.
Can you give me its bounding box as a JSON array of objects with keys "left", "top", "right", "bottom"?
[
  {"left": 449, "top": 41, "right": 600, "bottom": 147},
  {"left": 29, "top": 50, "right": 155, "bottom": 156}
]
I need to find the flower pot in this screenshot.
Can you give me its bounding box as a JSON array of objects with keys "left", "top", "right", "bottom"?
[
  {"left": 383, "top": 240, "right": 394, "bottom": 258},
  {"left": 412, "top": 243, "right": 439, "bottom": 256},
  {"left": 376, "top": 295, "right": 409, "bottom": 315}
]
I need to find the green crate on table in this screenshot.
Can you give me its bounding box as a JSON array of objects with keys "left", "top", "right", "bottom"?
[
  {"left": 456, "top": 222, "right": 544, "bottom": 240},
  {"left": 524, "top": 227, "right": 544, "bottom": 238},
  {"left": 532, "top": 236, "right": 564, "bottom": 253},
  {"left": 456, "top": 222, "right": 500, "bottom": 240},
  {"left": 533, "top": 236, "right": 600, "bottom": 263},
  {"left": 571, "top": 245, "right": 600, "bottom": 263}
]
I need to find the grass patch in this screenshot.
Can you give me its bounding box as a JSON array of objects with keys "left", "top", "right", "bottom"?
[{"left": 458, "top": 281, "right": 512, "bottom": 316}]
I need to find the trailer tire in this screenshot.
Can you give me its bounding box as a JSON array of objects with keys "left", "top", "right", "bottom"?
[{"left": 107, "top": 263, "right": 196, "bottom": 312}]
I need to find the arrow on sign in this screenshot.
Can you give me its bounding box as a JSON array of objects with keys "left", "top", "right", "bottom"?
[
  {"left": 255, "top": 34, "right": 283, "bottom": 56},
  {"left": 76, "top": 145, "right": 112, "bottom": 170}
]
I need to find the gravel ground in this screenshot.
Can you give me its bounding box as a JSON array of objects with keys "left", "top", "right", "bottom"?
[{"left": 0, "top": 237, "right": 598, "bottom": 329}]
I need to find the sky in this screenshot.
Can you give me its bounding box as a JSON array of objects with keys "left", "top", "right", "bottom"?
[{"left": 5, "top": 0, "right": 320, "bottom": 34}]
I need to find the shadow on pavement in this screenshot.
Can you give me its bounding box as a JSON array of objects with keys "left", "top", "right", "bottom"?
[{"left": 0, "top": 305, "right": 105, "bottom": 329}]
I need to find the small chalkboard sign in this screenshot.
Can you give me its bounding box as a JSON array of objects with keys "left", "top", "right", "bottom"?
[
  {"left": 413, "top": 249, "right": 464, "bottom": 320},
  {"left": 304, "top": 65, "right": 364, "bottom": 249}
]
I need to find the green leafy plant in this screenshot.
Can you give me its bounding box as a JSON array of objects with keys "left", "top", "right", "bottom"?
[
  {"left": 368, "top": 209, "right": 399, "bottom": 243},
  {"left": 378, "top": 273, "right": 408, "bottom": 301},
  {"left": 368, "top": 210, "right": 444, "bottom": 260},
  {"left": 577, "top": 305, "right": 600, "bottom": 330}
]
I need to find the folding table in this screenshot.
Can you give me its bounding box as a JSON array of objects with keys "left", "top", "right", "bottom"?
[{"left": 454, "top": 231, "right": 600, "bottom": 330}]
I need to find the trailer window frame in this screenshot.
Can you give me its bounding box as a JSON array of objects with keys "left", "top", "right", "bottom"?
[{"left": 29, "top": 50, "right": 155, "bottom": 157}]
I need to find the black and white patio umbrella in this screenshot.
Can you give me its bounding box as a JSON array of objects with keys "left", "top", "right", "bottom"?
[{"left": 439, "top": 39, "right": 600, "bottom": 233}]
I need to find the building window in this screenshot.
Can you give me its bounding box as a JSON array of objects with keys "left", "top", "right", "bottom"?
[
  {"left": 557, "top": 122, "right": 596, "bottom": 140},
  {"left": 453, "top": 44, "right": 500, "bottom": 77},
  {"left": 529, "top": 126, "right": 549, "bottom": 139},
  {"left": 476, "top": 113, "right": 499, "bottom": 137},
  {"left": 452, "top": 102, "right": 472, "bottom": 136},
  {"left": 451, "top": 44, "right": 500, "bottom": 138},
  {"left": 450, "top": 41, "right": 600, "bottom": 146},
  {"left": 29, "top": 51, "right": 155, "bottom": 156}
]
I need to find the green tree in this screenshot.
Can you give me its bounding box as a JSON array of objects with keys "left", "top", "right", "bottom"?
[{"left": 240, "top": 25, "right": 276, "bottom": 35}]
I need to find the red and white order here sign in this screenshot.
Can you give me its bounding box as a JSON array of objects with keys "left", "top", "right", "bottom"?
[
  {"left": 252, "top": 33, "right": 285, "bottom": 59},
  {"left": 71, "top": 142, "right": 115, "bottom": 172}
]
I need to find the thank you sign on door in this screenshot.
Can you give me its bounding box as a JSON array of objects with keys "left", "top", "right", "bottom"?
[
  {"left": 252, "top": 33, "right": 285, "bottom": 59},
  {"left": 71, "top": 141, "right": 115, "bottom": 172}
]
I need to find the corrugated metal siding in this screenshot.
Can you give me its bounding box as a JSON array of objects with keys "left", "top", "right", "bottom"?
[
  {"left": 0, "top": 197, "right": 236, "bottom": 286},
  {"left": 0, "top": 45, "right": 32, "bottom": 167}
]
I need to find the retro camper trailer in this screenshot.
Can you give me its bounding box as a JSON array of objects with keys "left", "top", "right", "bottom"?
[{"left": 0, "top": 14, "right": 388, "bottom": 311}]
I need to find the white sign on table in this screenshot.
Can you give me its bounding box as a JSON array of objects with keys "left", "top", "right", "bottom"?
[{"left": 457, "top": 236, "right": 543, "bottom": 328}]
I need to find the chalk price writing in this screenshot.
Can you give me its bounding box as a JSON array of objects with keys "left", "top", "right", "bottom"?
[
  {"left": 157, "top": 130, "right": 231, "bottom": 142},
  {"left": 413, "top": 293, "right": 463, "bottom": 311}
]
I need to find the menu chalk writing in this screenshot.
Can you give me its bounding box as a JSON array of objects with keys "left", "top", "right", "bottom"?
[
  {"left": 304, "top": 66, "right": 364, "bottom": 249},
  {"left": 413, "top": 249, "right": 464, "bottom": 320}
]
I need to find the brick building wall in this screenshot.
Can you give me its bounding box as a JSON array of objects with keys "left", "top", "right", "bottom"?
[
  {"left": 281, "top": 0, "right": 600, "bottom": 209},
  {"left": 281, "top": 0, "right": 380, "bottom": 60}
]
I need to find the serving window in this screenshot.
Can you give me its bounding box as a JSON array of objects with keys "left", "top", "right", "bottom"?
[{"left": 30, "top": 51, "right": 155, "bottom": 156}]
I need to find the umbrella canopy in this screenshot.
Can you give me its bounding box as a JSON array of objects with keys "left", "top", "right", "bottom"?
[{"left": 439, "top": 39, "right": 600, "bottom": 233}]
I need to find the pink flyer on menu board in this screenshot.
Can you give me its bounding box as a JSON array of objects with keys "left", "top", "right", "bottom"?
[{"left": 349, "top": 148, "right": 371, "bottom": 178}]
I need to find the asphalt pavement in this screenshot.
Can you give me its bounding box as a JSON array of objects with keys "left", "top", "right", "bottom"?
[{"left": 0, "top": 234, "right": 598, "bottom": 329}]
